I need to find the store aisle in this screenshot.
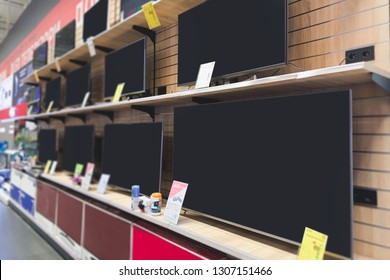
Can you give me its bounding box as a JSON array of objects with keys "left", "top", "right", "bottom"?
[{"left": 0, "top": 202, "right": 63, "bottom": 260}]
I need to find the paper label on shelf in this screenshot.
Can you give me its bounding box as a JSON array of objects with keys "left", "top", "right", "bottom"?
[
  {"left": 298, "top": 227, "right": 328, "bottom": 260},
  {"left": 55, "top": 59, "right": 62, "bottom": 72},
  {"left": 44, "top": 160, "right": 52, "bottom": 174},
  {"left": 142, "top": 2, "right": 161, "bottom": 29},
  {"left": 164, "top": 180, "right": 189, "bottom": 225},
  {"left": 87, "top": 37, "right": 96, "bottom": 57},
  {"left": 195, "top": 61, "right": 216, "bottom": 89},
  {"left": 111, "top": 83, "right": 125, "bottom": 103},
  {"left": 73, "top": 163, "right": 84, "bottom": 178},
  {"left": 49, "top": 161, "right": 58, "bottom": 175},
  {"left": 81, "top": 163, "right": 95, "bottom": 191},
  {"left": 81, "top": 92, "right": 90, "bottom": 108},
  {"left": 33, "top": 71, "right": 40, "bottom": 83},
  {"left": 46, "top": 101, "right": 53, "bottom": 113},
  {"left": 97, "top": 174, "right": 110, "bottom": 194}
]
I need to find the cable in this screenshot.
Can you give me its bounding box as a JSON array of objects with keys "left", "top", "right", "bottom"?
[
  {"left": 339, "top": 57, "right": 347, "bottom": 65},
  {"left": 288, "top": 62, "right": 305, "bottom": 72}
]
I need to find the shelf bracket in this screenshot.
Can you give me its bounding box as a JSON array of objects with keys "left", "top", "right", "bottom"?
[
  {"left": 69, "top": 59, "right": 88, "bottom": 66},
  {"left": 133, "top": 25, "right": 157, "bottom": 96},
  {"left": 35, "top": 117, "right": 50, "bottom": 124},
  {"left": 39, "top": 76, "right": 51, "bottom": 82},
  {"left": 68, "top": 114, "right": 87, "bottom": 123},
  {"left": 25, "top": 82, "right": 39, "bottom": 87},
  {"left": 50, "top": 116, "right": 66, "bottom": 123},
  {"left": 372, "top": 73, "right": 390, "bottom": 94},
  {"left": 93, "top": 110, "right": 114, "bottom": 122},
  {"left": 51, "top": 69, "right": 67, "bottom": 76},
  {"left": 95, "top": 45, "right": 114, "bottom": 54},
  {"left": 132, "top": 105, "right": 155, "bottom": 121},
  {"left": 192, "top": 97, "right": 220, "bottom": 104}
]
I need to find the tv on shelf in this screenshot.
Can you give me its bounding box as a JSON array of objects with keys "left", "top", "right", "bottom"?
[
  {"left": 55, "top": 20, "right": 76, "bottom": 58},
  {"left": 178, "top": 0, "right": 287, "bottom": 85},
  {"left": 83, "top": 0, "right": 108, "bottom": 41},
  {"left": 45, "top": 77, "right": 61, "bottom": 110},
  {"left": 63, "top": 125, "right": 95, "bottom": 174},
  {"left": 173, "top": 90, "right": 352, "bottom": 258},
  {"left": 65, "top": 64, "right": 91, "bottom": 107},
  {"left": 38, "top": 129, "right": 57, "bottom": 164},
  {"left": 27, "top": 85, "right": 41, "bottom": 114},
  {"left": 33, "top": 41, "right": 48, "bottom": 70},
  {"left": 120, "top": 0, "right": 151, "bottom": 20},
  {"left": 104, "top": 38, "right": 146, "bottom": 99},
  {"left": 101, "top": 122, "right": 163, "bottom": 195}
]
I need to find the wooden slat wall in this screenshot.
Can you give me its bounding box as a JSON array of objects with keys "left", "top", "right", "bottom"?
[{"left": 38, "top": 0, "right": 390, "bottom": 259}]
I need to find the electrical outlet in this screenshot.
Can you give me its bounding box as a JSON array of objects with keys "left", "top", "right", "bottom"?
[{"left": 345, "top": 46, "right": 375, "bottom": 64}]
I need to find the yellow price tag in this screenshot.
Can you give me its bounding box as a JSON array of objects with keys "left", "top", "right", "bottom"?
[
  {"left": 46, "top": 101, "right": 54, "bottom": 113},
  {"left": 298, "top": 227, "right": 328, "bottom": 260},
  {"left": 55, "top": 59, "right": 62, "bottom": 72},
  {"left": 142, "top": 2, "right": 161, "bottom": 29},
  {"left": 44, "top": 160, "right": 52, "bottom": 174},
  {"left": 111, "top": 83, "right": 125, "bottom": 103}
]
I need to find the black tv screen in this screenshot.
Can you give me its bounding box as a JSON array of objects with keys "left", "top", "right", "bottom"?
[
  {"left": 120, "top": 0, "right": 150, "bottom": 20},
  {"left": 55, "top": 20, "right": 76, "bottom": 58},
  {"left": 83, "top": 0, "right": 108, "bottom": 41},
  {"left": 27, "top": 86, "right": 41, "bottom": 114},
  {"left": 38, "top": 129, "right": 57, "bottom": 164},
  {"left": 45, "top": 77, "right": 61, "bottom": 110},
  {"left": 65, "top": 64, "right": 91, "bottom": 107},
  {"left": 63, "top": 125, "right": 95, "bottom": 173},
  {"left": 178, "top": 0, "right": 287, "bottom": 85},
  {"left": 102, "top": 123, "right": 163, "bottom": 194},
  {"left": 33, "top": 41, "right": 48, "bottom": 70},
  {"left": 104, "top": 38, "right": 145, "bottom": 99},
  {"left": 173, "top": 91, "right": 352, "bottom": 258}
]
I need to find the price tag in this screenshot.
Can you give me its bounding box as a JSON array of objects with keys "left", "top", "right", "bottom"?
[
  {"left": 49, "top": 161, "right": 58, "bottom": 175},
  {"left": 87, "top": 37, "right": 96, "bottom": 57},
  {"left": 81, "top": 92, "right": 90, "bottom": 108},
  {"left": 34, "top": 71, "right": 40, "bottom": 83},
  {"left": 97, "top": 174, "right": 110, "bottom": 194},
  {"left": 111, "top": 83, "right": 125, "bottom": 103},
  {"left": 81, "top": 163, "right": 95, "bottom": 191},
  {"left": 73, "top": 163, "right": 84, "bottom": 179},
  {"left": 163, "top": 181, "right": 189, "bottom": 225},
  {"left": 142, "top": 2, "right": 161, "bottom": 29},
  {"left": 55, "top": 59, "right": 62, "bottom": 72},
  {"left": 44, "top": 160, "right": 52, "bottom": 174},
  {"left": 46, "top": 101, "right": 54, "bottom": 113},
  {"left": 298, "top": 227, "right": 328, "bottom": 260},
  {"left": 195, "top": 61, "right": 215, "bottom": 89}
]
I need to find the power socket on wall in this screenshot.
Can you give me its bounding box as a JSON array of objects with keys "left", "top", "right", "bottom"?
[{"left": 345, "top": 46, "right": 375, "bottom": 64}]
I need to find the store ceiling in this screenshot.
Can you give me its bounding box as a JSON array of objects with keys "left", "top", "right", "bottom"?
[{"left": 0, "top": 0, "right": 31, "bottom": 45}]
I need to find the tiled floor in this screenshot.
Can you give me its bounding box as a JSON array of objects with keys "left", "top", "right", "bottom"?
[{"left": 0, "top": 201, "right": 63, "bottom": 260}]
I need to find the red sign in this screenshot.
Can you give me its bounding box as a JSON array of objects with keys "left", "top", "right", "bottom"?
[{"left": 0, "top": 103, "right": 28, "bottom": 120}]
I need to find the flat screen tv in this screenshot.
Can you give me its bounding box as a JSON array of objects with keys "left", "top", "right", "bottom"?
[
  {"left": 63, "top": 125, "right": 95, "bottom": 174},
  {"left": 45, "top": 77, "right": 61, "bottom": 110},
  {"left": 102, "top": 123, "right": 163, "bottom": 194},
  {"left": 173, "top": 90, "right": 352, "bottom": 258},
  {"left": 104, "top": 38, "right": 145, "bottom": 99},
  {"left": 55, "top": 20, "right": 76, "bottom": 58},
  {"left": 33, "top": 41, "right": 48, "bottom": 70},
  {"left": 83, "top": 0, "right": 108, "bottom": 41},
  {"left": 38, "top": 129, "right": 57, "bottom": 164},
  {"left": 27, "top": 86, "right": 41, "bottom": 114},
  {"left": 178, "top": 0, "right": 287, "bottom": 85},
  {"left": 120, "top": 0, "right": 150, "bottom": 20},
  {"left": 65, "top": 64, "right": 91, "bottom": 107}
]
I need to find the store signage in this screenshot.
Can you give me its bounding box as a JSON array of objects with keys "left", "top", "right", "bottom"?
[{"left": 0, "top": 103, "right": 28, "bottom": 120}]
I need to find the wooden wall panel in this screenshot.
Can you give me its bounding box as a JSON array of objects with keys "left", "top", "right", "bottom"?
[
  {"left": 354, "top": 223, "right": 390, "bottom": 247},
  {"left": 354, "top": 240, "right": 390, "bottom": 259}
]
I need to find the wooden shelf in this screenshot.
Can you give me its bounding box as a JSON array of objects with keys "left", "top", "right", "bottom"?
[
  {"left": 22, "top": 0, "right": 205, "bottom": 85},
  {"left": 14, "top": 62, "right": 390, "bottom": 123},
  {"left": 41, "top": 172, "right": 297, "bottom": 260}
]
